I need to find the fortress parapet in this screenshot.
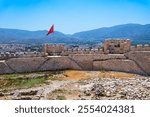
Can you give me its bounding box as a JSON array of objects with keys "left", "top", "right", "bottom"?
[
  {"left": 131, "top": 44, "right": 150, "bottom": 51},
  {"left": 60, "top": 48, "right": 104, "bottom": 56},
  {"left": 0, "top": 52, "right": 44, "bottom": 60},
  {"left": 44, "top": 39, "right": 149, "bottom": 56},
  {"left": 1, "top": 39, "right": 150, "bottom": 60}
]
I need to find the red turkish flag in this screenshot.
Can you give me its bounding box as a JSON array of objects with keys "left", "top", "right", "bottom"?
[{"left": 47, "top": 25, "right": 54, "bottom": 35}]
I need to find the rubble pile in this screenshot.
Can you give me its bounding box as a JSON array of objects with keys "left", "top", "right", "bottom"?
[{"left": 79, "top": 77, "right": 150, "bottom": 100}]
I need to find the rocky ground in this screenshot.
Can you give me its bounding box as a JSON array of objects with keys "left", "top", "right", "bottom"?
[{"left": 0, "top": 70, "right": 149, "bottom": 100}]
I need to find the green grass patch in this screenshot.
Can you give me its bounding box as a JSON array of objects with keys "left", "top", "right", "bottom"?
[
  {"left": 0, "top": 77, "right": 47, "bottom": 90},
  {"left": 0, "top": 71, "right": 64, "bottom": 79},
  {"left": 0, "top": 70, "right": 65, "bottom": 91},
  {"left": 14, "top": 78, "right": 46, "bottom": 88}
]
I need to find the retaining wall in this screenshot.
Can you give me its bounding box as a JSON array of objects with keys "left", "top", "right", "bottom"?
[
  {"left": 0, "top": 52, "right": 150, "bottom": 75},
  {"left": 68, "top": 54, "right": 126, "bottom": 70},
  {"left": 125, "top": 51, "right": 150, "bottom": 75},
  {"left": 93, "top": 59, "right": 145, "bottom": 75}
]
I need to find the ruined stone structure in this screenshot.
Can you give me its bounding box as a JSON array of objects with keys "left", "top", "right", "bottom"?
[
  {"left": 44, "top": 44, "right": 65, "bottom": 56},
  {"left": 103, "top": 39, "right": 131, "bottom": 54},
  {"left": 0, "top": 39, "right": 150, "bottom": 76}
]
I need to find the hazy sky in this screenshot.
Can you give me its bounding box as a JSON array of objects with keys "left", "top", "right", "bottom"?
[{"left": 0, "top": 0, "right": 150, "bottom": 34}]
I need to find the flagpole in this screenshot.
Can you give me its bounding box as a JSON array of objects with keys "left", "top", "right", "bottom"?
[
  {"left": 52, "top": 28, "right": 56, "bottom": 56},
  {"left": 52, "top": 25, "right": 55, "bottom": 56},
  {"left": 46, "top": 24, "right": 54, "bottom": 56}
]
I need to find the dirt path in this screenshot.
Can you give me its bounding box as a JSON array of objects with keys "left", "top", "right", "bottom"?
[{"left": 41, "top": 80, "right": 74, "bottom": 99}]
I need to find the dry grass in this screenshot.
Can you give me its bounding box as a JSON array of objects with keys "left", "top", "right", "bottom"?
[{"left": 63, "top": 70, "right": 140, "bottom": 80}]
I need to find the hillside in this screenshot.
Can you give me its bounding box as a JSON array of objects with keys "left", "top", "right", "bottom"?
[
  {"left": 0, "top": 28, "right": 76, "bottom": 44},
  {"left": 73, "top": 24, "right": 150, "bottom": 44},
  {"left": 0, "top": 24, "right": 150, "bottom": 44}
]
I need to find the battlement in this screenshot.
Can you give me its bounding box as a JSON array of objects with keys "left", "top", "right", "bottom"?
[
  {"left": 131, "top": 44, "right": 150, "bottom": 51},
  {"left": 0, "top": 52, "right": 44, "bottom": 60},
  {"left": 43, "top": 39, "right": 150, "bottom": 56},
  {"left": 61, "top": 48, "right": 104, "bottom": 56}
]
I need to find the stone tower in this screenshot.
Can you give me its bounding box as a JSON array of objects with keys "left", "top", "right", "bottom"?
[{"left": 103, "top": 39, "right": 131, "bottom": 54}]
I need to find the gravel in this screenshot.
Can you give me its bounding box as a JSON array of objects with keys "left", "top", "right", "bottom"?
[{"left": 79, "top": 77, "right": 150, "bottom": 100}]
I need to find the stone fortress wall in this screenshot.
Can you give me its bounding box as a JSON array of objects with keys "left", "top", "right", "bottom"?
[
  {"left": 60, "top": 43, "right": 150, "bottom": 55},
  {"left": 0, "top": 43, "right": 150, "bottom": 59},
  {"left": 0, "top": 39, "right": 150, "bottom": 76},
  {"left": 43, "top": 39, "right": 150, "bottom": 56}
]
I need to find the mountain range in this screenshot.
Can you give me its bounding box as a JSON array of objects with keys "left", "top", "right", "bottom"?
[{"left": 0, "top": 23, "right": 150, "bottom": 45}]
